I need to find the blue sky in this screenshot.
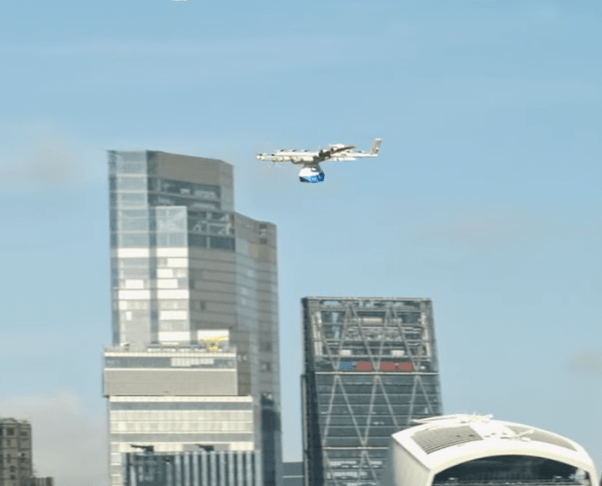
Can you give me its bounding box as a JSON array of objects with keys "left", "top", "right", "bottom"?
[{"left": 1, "top": 1, "right": 602, "bottom": 485}]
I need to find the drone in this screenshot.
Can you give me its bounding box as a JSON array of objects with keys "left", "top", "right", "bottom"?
[{"left": 257, "top": 138, "right": 382, "bottom": 183}]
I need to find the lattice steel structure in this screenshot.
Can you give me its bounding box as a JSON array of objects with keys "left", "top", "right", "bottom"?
[{"left": 301, "top": 297, "right": 443, "bottom": 486}]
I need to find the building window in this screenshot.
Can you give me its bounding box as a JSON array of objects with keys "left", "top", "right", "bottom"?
[
  {"left": 188, "top": 234, "right": 207, "bottom": 248},
  {"left": 116, "top": 176, "right": 147, "bottom": 191},
  {"left": 209, "top": 237, "right": 235, "bottom": 251},
  {"left": 260, "top": 342, "right": 272, "bottom": 352},
  {"left": 118, "top": 233, "right": 149, "bottom": 247},
  {"left": 109, "top": 152, "right": 147, "bottom": 174},
  {"left": 117, "top": 193, "right": 147, "bottom": 208}
]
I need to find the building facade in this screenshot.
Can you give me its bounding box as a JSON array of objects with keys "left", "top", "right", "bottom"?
[
  {"left": 104, "top": 341, "right": 259, "bottom": 474},
  {"left": 282, "top": 462, "right": 303, "bottom": 486},
  {"left": 0, "top": 419, "right": 32, "bottom": 486},
  {"left": 123, "top": 450, "right": 262, "bottom": 486},
  {"left": 31, "top": 479, "right": 53, "bottom": 486},
  {"left": 382, "top": 414, "right": 598, "bottom": 486},
  {"left": 301, "top": 297, "right": 442, "bottom": 486},
  {"left": 105, "top": 151, "right": 281, "bottom": 486}
]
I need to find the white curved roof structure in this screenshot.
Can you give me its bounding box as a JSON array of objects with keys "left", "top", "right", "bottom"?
[{"left": 382, "top": 414, "right": 598, "bottom": 486}]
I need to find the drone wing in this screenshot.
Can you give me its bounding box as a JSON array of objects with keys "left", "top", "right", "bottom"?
[
  {"left": 258, "top": 139, "right": 381, "bottom": 164},
  {"left": 327, "top": 139, "right": 382, "bottom": 162},
  {"left": 257, "top": 150, "right": 319, "bottom": 164}
]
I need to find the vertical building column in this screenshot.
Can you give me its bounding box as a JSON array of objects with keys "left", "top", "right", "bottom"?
[
  {"left": 210, "top": 452, "right": 218, "bottom": 486},
  {"left": 175, "top": 454, "right": 181, "bottom": 486},
  {"left": 184, "top": 452, "right": 191, "bottom": 486},
  {"left": 228, "top": 451, "right": 235, "bottom": 486},
  {"left": 192, "top": 452, "right": 200, "bottom": 486},
  {"left": 219, "top": 450, "right": 226, "bottom": 486},
  {"left": 201, "top": 451, "right": 208, "bottom": 486},
  {"left": 166, "top": 457, "right": 173, "bottom": 486},
  {"left": 254, "top": 451, "right": 263, "bottom": 486},
  {"left": 245, "top": 451, "right": 253, "bottom": 486},
  {"left": 237, "top": 452, "right": 244, "bottom": 486}
]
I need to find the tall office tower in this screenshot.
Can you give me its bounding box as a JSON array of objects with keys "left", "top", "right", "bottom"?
[
  {"left": 300, "top": 297, "right": 443, "bottom": 486},
  {"left": 0, "top": 419, "right": 33, "bottom": 486},
  {"left": 105, "top": 151, "right": 281, "bottom": 486}
]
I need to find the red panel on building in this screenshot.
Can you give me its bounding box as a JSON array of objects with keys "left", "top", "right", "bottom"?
[
  {"left": 396, "top": 362, "right": 414, "bottom": 372},
  {"left": 379, "top": 362, "right": 396, "bottom": 371},
  {"left": 357, "top": 362, "right": 373, "bottom": 371}
]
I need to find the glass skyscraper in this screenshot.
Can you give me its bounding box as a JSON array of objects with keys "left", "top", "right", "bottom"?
[
  {"left": 104, "top": 151, "right": 281, "bottom": 486},
  {"left": 300, "top": 297, "right": 443, "bottom": 486}
]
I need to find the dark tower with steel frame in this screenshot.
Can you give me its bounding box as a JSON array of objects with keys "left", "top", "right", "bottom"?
[{"left": 301, "top": 297, "right": 443, "bottom": 486}]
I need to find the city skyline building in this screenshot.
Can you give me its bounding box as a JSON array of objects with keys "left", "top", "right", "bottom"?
[
  {"left": 382, "top": 414, "right": 598, "bottom": 486},
  {"left": 31, "top": 479, "right": 53, "bottom": 486},
  {"left": 123, "top": 449, "right": 262, "bottom": 486},
  {"left": 105, "top": 151, "right": 281, "bottom": 486},
  {"left": 282, "top": 462, "right": 303, "bottom": 486},
  {"left": 0, "top": 419, "right": 32, "bottom": 486},
  {"left": 103, "top": 339, "right": 259, "bottom": 477},
  {"left": 301, "top": 297, "right": 443, "bottom": 486}
]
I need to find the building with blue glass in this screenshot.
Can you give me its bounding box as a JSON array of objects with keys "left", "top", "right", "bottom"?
[
  {"left": 104, "top": 151, "right": 281, "bottom": 486},
  {"left": 301, "top": 297, "right": 443, "bottom": 486}
]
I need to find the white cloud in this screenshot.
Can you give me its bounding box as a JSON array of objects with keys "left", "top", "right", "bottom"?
[
  {"left": 533, "top": 5, "right": 561, "bottom": 25},
  {"left": 0, "top": 393, "right": 108, "bottom": 486},
  {"left": 0, "top": 35, "right": 372, "bottom": 80},
  {"left": 0, "top": 37, "right": 345, "bottom": 58},
  {"left": 0, "top": 137, "right": 85, "bottom": 185},
  {"left": 0, "top": 125, "right": 108, "bottom": 191},
  {"left": 568, "top": 349, "right": 602, "bottom": 376},
  {"left": 417, "top": 211, "right": 561, "bottom": 253}
]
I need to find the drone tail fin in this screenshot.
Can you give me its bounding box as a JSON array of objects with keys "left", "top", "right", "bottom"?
[{"left": 369, "top": 138, "right": 382, "bottom": 156}]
